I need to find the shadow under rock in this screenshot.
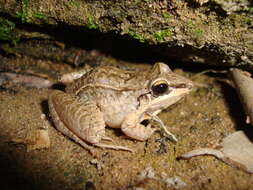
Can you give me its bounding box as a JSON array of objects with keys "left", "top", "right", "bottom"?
[
  {"left": 219, "top": 80, "right": 252, "bottom": 131},
  {"left": 0, "top": 140, "right": 71, "bottom": 190}
]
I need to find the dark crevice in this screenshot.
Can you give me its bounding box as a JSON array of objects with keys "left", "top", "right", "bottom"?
[
  {"left": 184, "top": 0, "right": 227, "bottom": 17},
  {"left": 0, "top": 19, "right": 234, "bottom": 71},
  {"left": 0, "top": 14, "right": 250, "bottom": 72},
  {"left": 219, "top": 81, "right": 247, "bottom": 130}
]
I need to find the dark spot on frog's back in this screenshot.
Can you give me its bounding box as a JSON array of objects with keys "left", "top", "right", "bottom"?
[
  {"left": 173, "top": 82, "right": 193, "bottom": 89},
  {"left": 176, "top": 83, "right": 187, "bottom": 88}
]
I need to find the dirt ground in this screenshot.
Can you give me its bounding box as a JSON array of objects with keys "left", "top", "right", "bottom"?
[{"left": 0, "top": 54, "right": 252, "bottom": 190}]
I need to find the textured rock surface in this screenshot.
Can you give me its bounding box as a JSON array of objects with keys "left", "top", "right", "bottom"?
[{"left": 0, "top": 0, "right": 253, "bottom": 68}]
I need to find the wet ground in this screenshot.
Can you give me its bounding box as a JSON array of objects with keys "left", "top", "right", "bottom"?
[{"left": 0, "top": 53, "right": 252, "bottom": 190}]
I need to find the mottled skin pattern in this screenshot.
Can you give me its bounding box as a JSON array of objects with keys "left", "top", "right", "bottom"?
[{"left": 48, "top": 63, "right": 193, "bottom": 154}]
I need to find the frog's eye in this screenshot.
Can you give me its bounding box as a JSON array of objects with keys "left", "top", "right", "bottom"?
[{"left": 151, "top": 81, "right": 169, "bottom": 96}]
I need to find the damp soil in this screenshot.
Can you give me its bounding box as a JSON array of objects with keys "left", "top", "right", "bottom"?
[{"left": 0, "top": 54, "right": 252, "bottom": 190}]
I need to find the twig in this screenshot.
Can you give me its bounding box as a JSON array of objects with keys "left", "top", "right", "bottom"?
[
  {"left": 229, "top": 68, "right": 253, "bottom": 127},
  {"left": 0, "top": 72, "right": 53, "bottom": 88},
  {"left": 191, "top": 69, "right": 227, "bottom": 79}
]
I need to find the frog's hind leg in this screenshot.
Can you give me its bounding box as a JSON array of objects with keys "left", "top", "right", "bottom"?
[
  {"left": 49, "top": 90, "right": 96, "bottom": 154},
  {"left": 48, "top": 90, "right": 132, "bottom": 154}
]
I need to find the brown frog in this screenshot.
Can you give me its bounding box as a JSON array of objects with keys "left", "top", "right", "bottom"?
[{"left": 48, "top": 63, "right": 193, "bottom": 154}]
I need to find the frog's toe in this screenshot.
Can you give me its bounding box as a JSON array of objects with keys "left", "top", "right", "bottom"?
[
  {"left": 101, "top": 136, "right": 114, "bottom": 142},
  {"left": 94, "top": 143, "right": 133, "bottom": 152}
]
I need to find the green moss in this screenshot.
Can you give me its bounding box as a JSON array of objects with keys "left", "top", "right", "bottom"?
[
  {"left": 68, "top": 0, "right": 81, "bottom": 8},
  {"left": 33, "top": 12, "right": 48, "bottom": 20},
  {"left": 186, "top": 20, "right": 205, "bottom": 40},
  {"left": 65, "top": 0, "right": 81, "bottom": 8},
  {"left": 16, "top": 0, "right": 48, "bottom": 23},
  {"left": 16, "top": 11, "right": 30, "bottom": 23},
  {"left": 143, "top": 0, "right": 153, "bottom": 3},
  {"left": 154, "top": 29, "right": 172, "bottom": 42},
  {"left": 248, "top": 7, "right": 253, "bottom": 13},
  {"left": 243, "top": 17, "right": 252, "bottom": 26},
  {"left": 194, "top": 29, "right": 204, "bottom": 38},
  {"left": 162, "top": 12, "right": 172, "bottom": 19},
  {"left": 86, "top": 16, "right": 98, "bottom": 29},
  {"left": 128, "top": 31, "right": 146, "bottom": 43},
  {"left": 187, "top": 20, "right": 195, "bottom": 28},
  {"left": 16, "top": 0, "right": 32, "bottom": 23},
  {"left": 0, "top": 18, "right": 20, "bottom": 45}
]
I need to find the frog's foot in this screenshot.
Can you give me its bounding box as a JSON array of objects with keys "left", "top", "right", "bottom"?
[
  {"left": 94, "top": 143, "right": 134, "bottom": 152},
  {"left": 147, "top": 113, "right": 178, "bottom": 142},
  {"left": 73, "top": 135, "right": 98, "bottom": 156}
]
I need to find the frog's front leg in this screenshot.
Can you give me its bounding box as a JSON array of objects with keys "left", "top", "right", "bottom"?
[
  {"left": 121, "top": 111, "right": 157, "bottom": 141},
  {"left": 48, "top": 90, "right": 132, "bottom": 154},
  {"left": 121, "top": 94, "right": 157, "bottom": 141}
]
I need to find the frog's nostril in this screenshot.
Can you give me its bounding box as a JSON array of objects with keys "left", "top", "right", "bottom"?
[
  {"left": 189, "top": 81, "right": 194, "bottom": 89},
  {"left": 177, "top": 84, "right": 187, "bottom": 88},
  {"left": 184, "top": 80, "right": 194, "bottom": 90}
]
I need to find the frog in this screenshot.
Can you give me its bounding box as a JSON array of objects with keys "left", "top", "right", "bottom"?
[{"left": 48, "top": 62, "right": 193, "bottom": 154}]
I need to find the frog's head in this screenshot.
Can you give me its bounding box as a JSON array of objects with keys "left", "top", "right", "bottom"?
[{"left": 145, "top": 62, "right": 193, "bottom": 113}]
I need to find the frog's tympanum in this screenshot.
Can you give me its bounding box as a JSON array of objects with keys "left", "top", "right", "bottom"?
[{"left": 48, "top": 63, "right": 193, "bottom": 153}]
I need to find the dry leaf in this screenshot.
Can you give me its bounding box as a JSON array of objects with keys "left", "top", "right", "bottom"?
[{"left": 180, "top": 130, "right": 253, "bottom": 173}]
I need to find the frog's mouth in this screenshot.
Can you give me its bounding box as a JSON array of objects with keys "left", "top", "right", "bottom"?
[{"left": 147, "top": 87, "right": 192, "bottom": 114}]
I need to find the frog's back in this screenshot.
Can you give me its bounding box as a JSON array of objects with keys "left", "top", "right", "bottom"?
[
  {"left": 66, "top": 66, "right": 148, "bottom": 95},
  {"left": 65, "top": 66, "right": 149, "bottom": 128}
]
